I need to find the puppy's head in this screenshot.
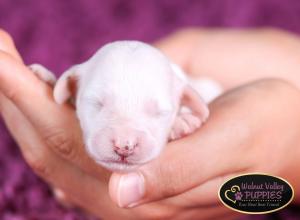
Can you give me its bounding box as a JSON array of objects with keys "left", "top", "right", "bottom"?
[{"left": 54, "top": 41, "right": 206, "bottom": 171}]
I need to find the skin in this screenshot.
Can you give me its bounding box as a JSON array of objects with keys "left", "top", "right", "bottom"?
[{"left": 0, "top": 28, "right": 300, "bottom": 219}]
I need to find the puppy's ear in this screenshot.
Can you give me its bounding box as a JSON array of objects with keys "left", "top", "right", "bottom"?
[
  {"left": 53, "top": 66, "right": 80, "bottom": 104},
  {"left": 170, "top": 62, "right": 209, "bottom": 122},
  {"left": 181, "top": 85, "right": 209, "bottom": 122}
]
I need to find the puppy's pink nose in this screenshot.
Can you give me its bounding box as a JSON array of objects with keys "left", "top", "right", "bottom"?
[
  {"left": 112, "top": 129, "right": 145, "bottom": 158},
  {"left": 114, "top": 144, "right": 137, "bottom": 157},
  {"left": 113, "top": 140, "right": 137, "bottom": 157},
  {"left": 113, "top": 135, "right": 138, "bottom": 157}
]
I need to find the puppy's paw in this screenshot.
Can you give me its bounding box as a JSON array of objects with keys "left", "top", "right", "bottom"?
[
  {"left": 169, "top": 112, "right": 202, "bottom": 141},
  {"left": 28, "top": 63, "right": 56, "bottom": 85}
]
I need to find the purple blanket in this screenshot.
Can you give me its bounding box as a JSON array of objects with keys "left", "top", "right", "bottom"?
[{"left": 1, "top": 0, "right": 300, "bottom": 219}]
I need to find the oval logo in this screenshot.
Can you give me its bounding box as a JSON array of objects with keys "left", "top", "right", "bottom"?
[{"left": 218, "top": 173, "right": 294, "bottom": 214}]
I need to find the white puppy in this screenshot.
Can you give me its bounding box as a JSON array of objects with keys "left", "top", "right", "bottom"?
[{"left": 29, "top": 41, "right": 221, "bottom": 172}]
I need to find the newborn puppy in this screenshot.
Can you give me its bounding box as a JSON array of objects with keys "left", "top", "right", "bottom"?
[{"left": 29, "top": 41, "right": 221, "bottom": 172}]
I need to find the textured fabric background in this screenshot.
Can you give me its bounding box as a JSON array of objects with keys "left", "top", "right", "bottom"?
[{"left": 1, "top": 0, "right": 300, "bottom": 219}]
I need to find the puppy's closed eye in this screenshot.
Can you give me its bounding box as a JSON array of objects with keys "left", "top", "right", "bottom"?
[
  {"left": 84, "top": 97, "right": 105, "bottom": 110},
  {"left": 144, "top": 100, "right": 172, "bottom": 117},
  {"left": 96, "top": 101, "right": 104, "bottom": 109}
]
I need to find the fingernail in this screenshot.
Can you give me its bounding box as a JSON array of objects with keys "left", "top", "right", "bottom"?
[{"left": 117, "top": 172, "right": 145, "bottom": 208}]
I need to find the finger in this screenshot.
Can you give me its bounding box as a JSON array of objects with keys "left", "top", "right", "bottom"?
[
  {"left": 0, "top": 93, "right": 129, "bottom": 219},
  {"left": 174, "top": 205, "right": 240, "bottom": 220},
  {"left": 155, "top": 28, "right": 300, "bottom": 90},
  {"left": 0, "top": 29, "right": 23, "bottom": 115},
  {"left": 0, "top": 31, "right": 107, "bottom": 179},
  {"left": 0, "top": 29, "right": 23, "bottom": 62},
  {"left": 52, "top": 187, "right": 73, "bottom": 208},
  {"left": 153, "top": 28, "right": 203, "bottom": 71},
  {"left": 164, "top": 171, "right": 248, "bottom": 208},
  {"left": 0, "top": 55, "right": 109, "bottom": 179},
  {"left": 130, "top": 196, "right": 239, "bottom": 220},
  {"left": 109, "top": 79, "right": 300, "bottom": 208}
]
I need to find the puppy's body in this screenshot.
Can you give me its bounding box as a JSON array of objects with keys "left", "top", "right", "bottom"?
[{"left": 29, "top": 41, "right": 221, "bottom": 171}]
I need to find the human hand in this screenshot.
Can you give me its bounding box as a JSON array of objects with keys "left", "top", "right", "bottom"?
[
  {"left": 0, "top": 29, "right": 241, "bottom": 220},
  {"left": 109, "top": 78, "right": 300, "bottom": 219},
  {"left": 0, "top": 29, "right": 134, "bottom": 219},
  {"left": 107, "top": 28, "right": 300, "bottom": 218},
  {"left": 2, "top": 28, "right": 300, "bottom": 220},
  {"left": 154, "top": 28, "right": 300, "bottom": 90}
]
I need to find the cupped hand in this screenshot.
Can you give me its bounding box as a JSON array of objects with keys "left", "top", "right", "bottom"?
[
  {"left": 1, "top": 28, "right": 300, "bottom": 220},
  {"left": 110, "top": 78, "right": 300, "bottom": 213},
  {"left": 0, "top": 29, "right": 134, "bottom": 219},
  {"left": 108, "top": 28, "right": 300, "bottom": 218}
]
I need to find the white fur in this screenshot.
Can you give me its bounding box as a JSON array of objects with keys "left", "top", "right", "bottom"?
[{"left": 29, "top": 41, "right": 222, "bottom": 172}]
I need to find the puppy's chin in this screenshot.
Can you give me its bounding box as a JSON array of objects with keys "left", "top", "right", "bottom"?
[
  {"left": 94, "top": 156, "right": 157, "bottom": 172},
  {"left": 86, "top": 144, "right": 164, "bottom": 172},
  {"left": 100, "top": 161, "right": 140, "bottom": 172}
]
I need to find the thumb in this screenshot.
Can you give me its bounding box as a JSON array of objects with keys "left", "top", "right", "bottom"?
[
  {"left": 108, "top": 134, "right": 225, "bottom": 208},
  {"left": 108, "top": 110, "right": 246, "bottom": 208}
]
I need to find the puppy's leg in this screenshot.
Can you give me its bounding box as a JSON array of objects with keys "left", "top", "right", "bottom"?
[
  {"left": 28, "top": 64, "right": 56, "bottom": 85},
  {"left": 169, "top": 109, "right": 202, "bottom": 141},
  {"left": 169, "top": 78, "right": 222, "bottom": 141},
  {"left": 188, "top": 77, "right": 223, "bottom": 103}
]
